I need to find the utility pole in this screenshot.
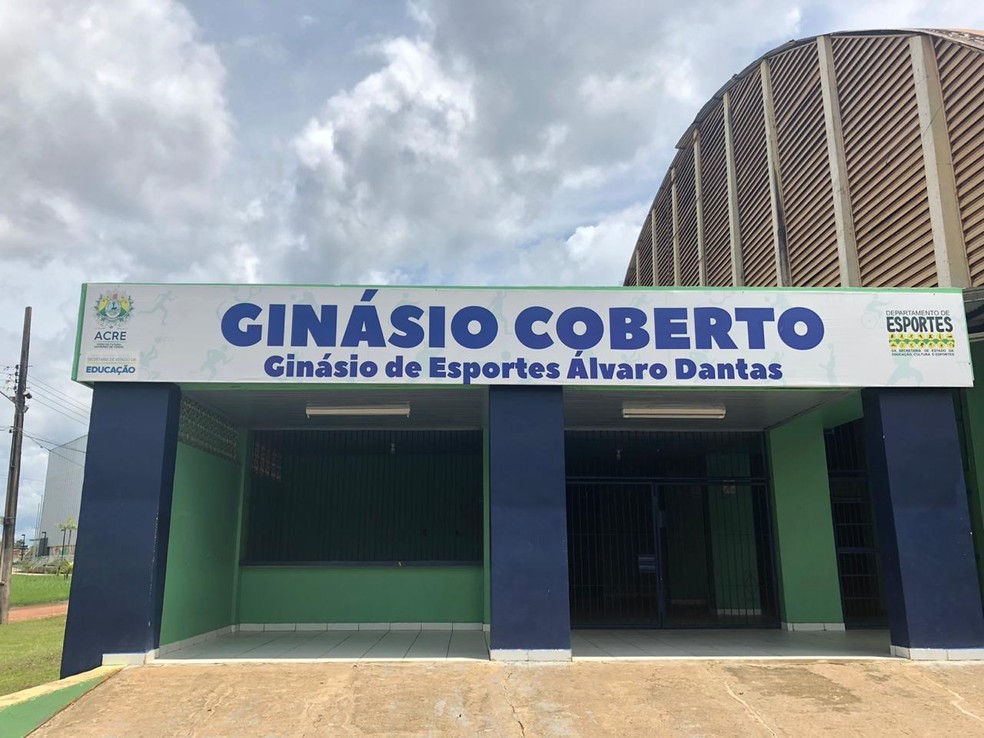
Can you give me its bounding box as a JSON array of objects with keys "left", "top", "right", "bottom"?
[{"left": 0, "top": 307, "right": 32, "bottom": 624}]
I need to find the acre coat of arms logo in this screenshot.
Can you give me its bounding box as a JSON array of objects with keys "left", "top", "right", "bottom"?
[{"left": 93, "top": 292, "right": 134, "bottom": 325}]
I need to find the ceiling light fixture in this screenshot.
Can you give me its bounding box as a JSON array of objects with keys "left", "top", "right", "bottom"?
[
  {"left": 306, "top": 403, "right": 410, "bottom": 418},
  {"left": 621, "top": 403, "right": 726, "bottom": 420}
]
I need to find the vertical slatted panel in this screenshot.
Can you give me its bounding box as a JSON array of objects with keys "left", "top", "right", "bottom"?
[
  {"left": 653, "top": 189, "right": 674, "bottom": 285},
  {"left": 699, "top": 105, "right": 733, "bottom": 286},
  {"left": 564, "top": 430, "right": 777, "bottom": 629},
  {"left": 565, "top": 430, "right": 767, "bottom": 479},
  {"left": 771, "top": 45, "right": 840, "bottom": 287},
  {"left": 936, "top": 38, "right": 984, "bottom": 286},
  {"left": 244, "top": 430, "right": 483, "bottom": 563},
  {"left": 834, "top": 35, "right": 937, "bottom": 287},
  {"left": 824, "top": 420, "right": 887, "bottom": 627},
  {"left": 675, "top": 145, "right": 701, "bottom": 285},
  {"left": 636, "top": 212, "right": 655, "bottom": 286},
  {"left": 567, "top": 482, "right": 658, "bottom": 627},
  {"left": 730, "top": 69, "right": 776, "bottom": 286}
]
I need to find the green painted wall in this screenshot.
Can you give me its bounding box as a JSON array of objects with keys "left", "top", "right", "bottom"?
[
  {"left": 159, "top": 442, "right": 242, "bottom": 645},
  {"left": 707, "top": 454, "right": 759, "bottom": 612},
  {"left": 767, "top": 413, "right": 844, "bottom": 625},
  {"left": 708, "top": 486, "right": 760, "bottom": 611},
  {"left": 820, "top": 392, "right": 863, "bottom": 429},
  {"left": 237, "top": 566, "right": 483, "bottom": 623},
  {"left": 961, "top": 342, "right": 984, "bottom": 595}
]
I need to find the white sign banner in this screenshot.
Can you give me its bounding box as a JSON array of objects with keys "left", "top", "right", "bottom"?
[{"left": 74, "top": 284, "right": 973, "bottom": 388}]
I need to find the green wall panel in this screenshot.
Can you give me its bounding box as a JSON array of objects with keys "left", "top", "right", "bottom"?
[
  {"left": 820, "top": 392, "right": 863, "bottom": 429},
  {"left": 160, "top": 442, "right": 242, "bottom": 645},
  {"left": 708, "top": 485, "right": 761, "bottom": 611},
  {"left": 237, "top": 566, "right": 483, "bottom": 623},
  {"left": 707, "top": 454, "right": 760, "bottom": 613},
  {"left": 768, "top": 413, "right": 844, "bottom": 625}
]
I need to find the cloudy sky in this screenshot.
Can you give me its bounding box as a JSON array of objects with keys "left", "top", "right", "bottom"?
[{"left": 2, "top": 0, "right": 983, "bottom": 541}]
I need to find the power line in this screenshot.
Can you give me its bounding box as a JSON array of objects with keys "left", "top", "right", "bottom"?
[
  {"left": 29, "top": 379, "right": 89, "bottom": 410},
  {"left": 29, "top": 382, "right": 89, "bottom": 410},
  {"left": 7, "top": 428, "right": 86, "bottom": 451},
  {"left": 29, "top": 377, "right": 90, "bottom": 415},
  {"left": 29, "top": 398, "right": 88, "bottom": 426},
  {"left": 28, "top": 382, "right": 91, "bottom": 416},
  {"left": 21, "top": 433, "right": 86, "bottom": 469},
  {"left": 29, "top": 392, "right": 89, "bottom": 423},
  {"left": 29, "top": 386, "right": 90, "bottom": 418},
  {"left": 3, "top": 426, "right": 86, "bottom": 469},
  {"left": 28, "top": 395, "right": 89, "bottom": 426}
]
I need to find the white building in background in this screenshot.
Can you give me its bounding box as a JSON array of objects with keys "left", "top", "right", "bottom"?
[{"left": 36, "top": 435, "right": 87, "bottom": 556}]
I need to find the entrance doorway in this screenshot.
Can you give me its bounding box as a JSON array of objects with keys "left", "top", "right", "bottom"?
[
  {"left": 564, "top": 430, "right": 778, "bottom": 629},
  {"left": 567, "top": 481, "right": 778, "bottom": 628}
]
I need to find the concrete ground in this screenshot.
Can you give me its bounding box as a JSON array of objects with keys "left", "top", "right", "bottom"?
[
  {"left": 157, "top": 627, "right": 890, "bottom": 662},
  {"left": 31, "top": 660, "right": 984, "bottom": 737}
]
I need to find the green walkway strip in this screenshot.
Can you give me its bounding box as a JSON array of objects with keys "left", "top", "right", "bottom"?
[{"left": 0, "top": 666, "right": 120, "bottom": 738}]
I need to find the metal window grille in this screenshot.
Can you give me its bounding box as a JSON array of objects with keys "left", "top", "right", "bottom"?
[
  {"left": 824, "top": 419, "right": 888, "bottom": 627},
  {"left": 251, "top": 440, "right": 282, "bottom": 481},
  {"left": 178, "top": 397, "right": 239, "bottom": 462},
  {"left": 242, "top": 429, "right": 483, "bottom": 564},
  {"left": 565, "top": 431, "right": 778, "bottom": 628}
]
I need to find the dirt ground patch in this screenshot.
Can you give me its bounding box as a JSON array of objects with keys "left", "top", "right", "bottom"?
[
  {"left": 32, "top": 659, "right": 984, "bottom": 737},
  {"left": 9, "top": 602, "right": 68, "bottom": 623}
]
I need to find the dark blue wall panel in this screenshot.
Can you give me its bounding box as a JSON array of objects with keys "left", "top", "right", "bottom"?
[
  {"left": 489, "top": 386, "right": 570, "bottom": 651},
  {"left": 61, "top": 383, "right": 181, "bottom": 677},
  {"left": 862, "top": 388, "right": 984, "bottom": 650}
]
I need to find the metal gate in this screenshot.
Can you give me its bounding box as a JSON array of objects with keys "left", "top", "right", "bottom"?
[
  {"left": 567, "top": 479, "right": 778, "bottom": 628},
  {"left": 824, "top": 420, "right": 887, "bottom": 627}
]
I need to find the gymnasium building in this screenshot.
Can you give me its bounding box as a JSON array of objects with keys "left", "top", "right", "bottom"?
[{"left": 62, "top": 28, "right": 984, "bottom": 675}]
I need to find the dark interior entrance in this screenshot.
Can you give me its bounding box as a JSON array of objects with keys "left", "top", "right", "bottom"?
[{"left": 565, "top": 431, "right": 779, "bottom": 628}]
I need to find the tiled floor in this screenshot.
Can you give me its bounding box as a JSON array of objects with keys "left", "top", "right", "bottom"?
[
  {"left": 159, "top": 628, "right": 892, "bottom": 662},
  {"left": 572, "top": 628, "right": 892, "bottom": 660},
  {"left": 160, "top": 629, "right": 491, "bottom": 662}
]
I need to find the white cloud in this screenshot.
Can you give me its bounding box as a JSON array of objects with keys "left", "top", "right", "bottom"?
[
  {"left": 288, "top": 35, "right": 525, "bottom": 284},
  {"left": 278, "top": 0, "right": 810, "bottom": 288},
  {"left": 0, "top": 1, "right": 231, "bottom": 252},
  {"left": 504, "top": 203, "right": 652, "bottom": 287},
  {"left": 0, "top": 0, "right": 234, "bottom": 539}
]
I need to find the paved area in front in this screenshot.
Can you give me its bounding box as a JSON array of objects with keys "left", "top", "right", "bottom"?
[
  {"left": 161, "top": 629, "right": 490, "bottom": 662},
  {"left": 159, "top": 628, "right": 890, "bottom": 662},
  {"left": 33, "top": 660, "right": 984, "bottom": 737},
  {"left": 573, "top": 628, "right": 890, "bottom": 659}
]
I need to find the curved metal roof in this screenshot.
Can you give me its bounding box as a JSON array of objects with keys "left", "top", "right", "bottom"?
[{"left": 624, "top": 29, "right": 984, "bottom": 290}]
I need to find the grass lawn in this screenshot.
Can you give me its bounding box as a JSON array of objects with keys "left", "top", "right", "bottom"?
[
  {"left": 0, "top": 615, "right": 66, "bottom": 697},
  {"left": 10, "top": 574, "right": 71, "bottom": 607}
]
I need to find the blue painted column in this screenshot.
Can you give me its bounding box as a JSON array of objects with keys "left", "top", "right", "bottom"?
[
  {"left": 488, "top": 386, "right": 570, "bottom": 659},
  {"left": 61, "top": 383, "right": 181, "bottom": 677},
  {"left": 862, "top": 388, "right": 984, "bottom": 658}
]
